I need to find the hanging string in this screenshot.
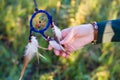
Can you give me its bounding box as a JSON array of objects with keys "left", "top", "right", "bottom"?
[{"left": 33, "top": 0, "right": 38, "bottom": 11}]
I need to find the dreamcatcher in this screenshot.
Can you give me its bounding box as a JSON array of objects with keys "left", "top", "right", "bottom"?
[{"left": 19, "top": 0, "right": 66, "bottom": 80}]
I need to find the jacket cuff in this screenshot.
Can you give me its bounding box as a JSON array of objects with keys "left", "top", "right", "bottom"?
[{"left": 96, "top": 19, "right": 120, "bottom": 43}]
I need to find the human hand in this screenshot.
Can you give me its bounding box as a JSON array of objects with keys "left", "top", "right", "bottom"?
[{"left": 48, "top": 24, "right": 94, "bottom": 58}]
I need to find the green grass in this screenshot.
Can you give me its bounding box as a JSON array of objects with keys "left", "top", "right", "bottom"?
[{"left": 0, "top": 0, "right": 120, "bottom": 80}]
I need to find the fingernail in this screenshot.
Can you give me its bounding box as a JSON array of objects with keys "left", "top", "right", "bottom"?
[
  {"left": 55, "top": 52, "right": 59, "bottom": 56},
  {"left": 48, "top": 47, "right": 52, "bottom": 50},
  {"left": 65, "top": 54, "right": 69, "bottom": 58},
  {"left": 48, "top": 45, "right": 52, "bottom": 50},
  {"left": 62, "top": 53, "right": 66, "bottom": 57}
]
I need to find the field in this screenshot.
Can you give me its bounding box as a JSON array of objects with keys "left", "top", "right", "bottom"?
[{"left": 0, "top": 0, "right": 120, "bottom": 80}]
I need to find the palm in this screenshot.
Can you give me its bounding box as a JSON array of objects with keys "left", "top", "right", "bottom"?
[{"left": 61, "top": 24, "right": 94, "bottom": 53}]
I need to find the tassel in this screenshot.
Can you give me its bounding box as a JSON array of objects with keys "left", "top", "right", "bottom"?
[{"left": 19, "top": 36, "right": 46, "bottom": 80}]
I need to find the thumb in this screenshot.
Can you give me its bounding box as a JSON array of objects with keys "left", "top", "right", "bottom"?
[{"left": 60, "top": 29, "right": 74, "bottom": 44}]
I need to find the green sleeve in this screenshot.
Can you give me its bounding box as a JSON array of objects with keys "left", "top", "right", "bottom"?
[{"left": 96, "top": 19, "right": 120, "bottom": 43}]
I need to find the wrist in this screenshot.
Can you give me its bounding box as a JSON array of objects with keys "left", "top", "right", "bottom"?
[
  {"left": 90, "top": 22, "right": 98, "bottom": 44},
  {"left": 88, "top": 23, "right": 94, "bottom": 41}
]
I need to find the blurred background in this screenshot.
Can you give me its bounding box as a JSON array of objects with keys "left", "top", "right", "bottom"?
[{"left": 0, "top": 0, "right": 120, "bottom": 80}]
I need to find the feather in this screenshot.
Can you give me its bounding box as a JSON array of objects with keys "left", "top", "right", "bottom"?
[
  {"left": 52, "top": 23, "right": 62, "bottom": 42},
  {"left": 19, "top": 36, "right": 46, "bottom": 80},
  {"left": 51, "top": 23, "right": 66, "bottom": 52},
  {"left": 49, "top": 39, "right": 65, "bottom": 51},
  {"left": 19, "top": 55, "right": 29, "bottom": 80},
  {"left": 37, "top": 52, "right": 47, "bottom": 60}
]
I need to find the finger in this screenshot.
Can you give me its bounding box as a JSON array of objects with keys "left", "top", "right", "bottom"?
[
  {"left": 62, "top": 53, "right": 67, "bottom": 57},
  {"left": 48, "top": 45, "right": 53, "bottom": 50},
  {"left": 61, "top": 28, "right": 71, "bottom": 38},
  {"left": 54, "top": 49, "right": 60, "bottom": 56},
  {"left": 60, "top": 52, "right": 67, "bottom": 57},
  {"left": 65, "top": 54, "right": 69, "bottom": 58},
  {"left": 60, "top": 29, "right": 74, "bottom": 44}
]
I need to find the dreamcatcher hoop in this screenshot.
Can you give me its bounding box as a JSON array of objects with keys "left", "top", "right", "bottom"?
[{"left": 29, "top": 9, "right": 53, "bottom": 40}]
